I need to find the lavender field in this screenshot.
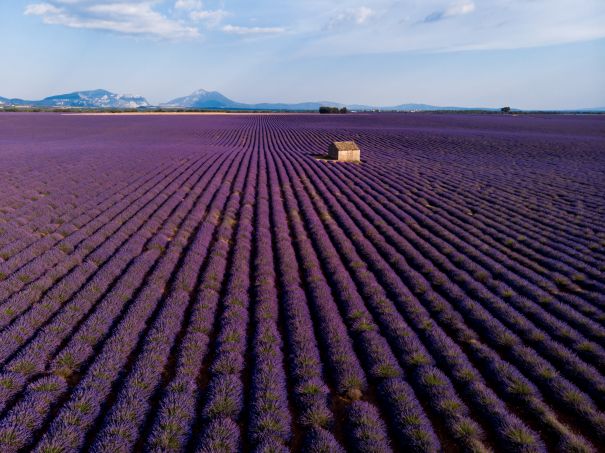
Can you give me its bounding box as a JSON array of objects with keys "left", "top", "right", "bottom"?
[{"left": 0, "top": 112, "right": 604, "bottom": 452}]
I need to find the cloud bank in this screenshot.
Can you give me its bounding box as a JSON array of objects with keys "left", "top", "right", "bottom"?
[
  {"left": 23, "top": 0, "right": 281, "bottom": 39},
  {"left": 302, "top": 0, "right": 605, "bottom": 56},
  {"left": 425, "top": 1, "right": 475, "bottom": 23},
  {"left": 222, "top": 24, "right": 286, "bottom": 35},
  {"left": 25, "top": 1, "right": 200, "bottom": 39},
  {"left": 327, "top": 6, "right": 376, "bottom": 29},
  {"left": 23, "top": 0, "right": 605, "bottom": 55}
]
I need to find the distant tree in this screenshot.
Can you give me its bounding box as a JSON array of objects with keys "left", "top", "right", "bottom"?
[
  {"left": 319, "top": 106, "right": 342, "bottom": 114},
  {"left": 339, "top": 107, "right": 348, "bottom": 114},
  {"left": 501, "top": 106, "right": 511, "bottom": 113}
]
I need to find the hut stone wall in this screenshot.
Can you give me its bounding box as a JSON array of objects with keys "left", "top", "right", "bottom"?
[{"left": 328, "top": 141, "right": 361, "bottom": 162}]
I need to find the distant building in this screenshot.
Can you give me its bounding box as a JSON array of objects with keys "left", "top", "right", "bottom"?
[{"left": 328, "top": 141, "right": 361, "bottom": 162}]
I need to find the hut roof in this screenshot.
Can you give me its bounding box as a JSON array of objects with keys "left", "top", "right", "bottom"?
[{"left": 331, "top": 141, "right": 360, "bottom": 151}]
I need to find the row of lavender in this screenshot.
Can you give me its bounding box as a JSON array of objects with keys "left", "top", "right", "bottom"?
[
  {"left": 263, "top": 114, "right": 604, "bottom": 450},
  {"left": 0, "top": 112, "right": 603, "bottom": 452}
]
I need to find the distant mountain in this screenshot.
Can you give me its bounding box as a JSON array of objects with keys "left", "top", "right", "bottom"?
[
  {"left": 0, "top": 89, "right": 150, "bottom": 109},
  {"left": 573, "top": 107, "right": 605, "bottom": 113},
  {"left": 162, "top": 89, "right": 242, "bottom": 109},
  {"left": 2, "top": 88, "right": 603, "bottom": 112},
  {"left": 161, "top": 91, "right": 605, "bottom": 112},
  {"left": 38, "top": 90, "right": 150, "bottom": 108},
  {"left": 161, "top": 89, "right": 502, "bottom": 111},
  {"left": 385, "top": 103, "right": 501, "bottom": 112},
  {"left": 161, "top": 89, "right": 340, "bottom": 111},
  {"left": 0, "top": 96, "right": 30, "bottom": 106},
  {"left": 249, "top": 101, "right": 341, "bottom": 111}
]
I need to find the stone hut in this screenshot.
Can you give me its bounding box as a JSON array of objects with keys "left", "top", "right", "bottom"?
[{"left": 328, "top": 141, "right": 361, "bottom": 162}]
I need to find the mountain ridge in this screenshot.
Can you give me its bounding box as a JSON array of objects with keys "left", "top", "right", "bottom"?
[
  {"left": 1, "top": 89, "right": 604, "bottom": 112},
  {"left": 161, "top": 89, "right": 504, "bottom": 111},
  {"left": 0, "top": 90, "right": 150, "bottom": 109}
]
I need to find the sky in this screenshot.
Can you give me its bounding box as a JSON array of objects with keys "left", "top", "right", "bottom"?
[{"left": 1, "top": 0, "right": 604, "bottom": 109}]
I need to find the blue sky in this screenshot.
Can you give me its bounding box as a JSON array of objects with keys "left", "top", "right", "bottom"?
[{"left": 1, "top": 0, "right": 604, "bottom": 109}]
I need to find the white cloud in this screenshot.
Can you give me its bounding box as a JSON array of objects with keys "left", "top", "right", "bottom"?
[
  {"left": 190, "top": 9, "right": 228, "bottom": 26},
  {"left": 302, "top": 0, "right": 605, "bottom": 56},
  {"left": 445, "top": 1, "right": 475, "bottom": 17},
  {"left": 425, "top": 1, "right": 475, "bottom": 22},
  {"left": 23, "top": 0, "right": 605, "bottom": 54},
  {"left": 327, "top": 6, "right": 376, "bottom": 28},
  {"left": 25, "top": 3, "right": 61, "bottom": 15},
  {"left": 25, "top": 1, "right": 200, "bottom": 39},
  {"left": 351, "top": 6, "right": 375, "bottom": 24},
  {"left": 175, "top": 0, "right": 202, "bottom": 10},
  {"left": 222, "top": 24, "right": 286, "bottom": 35},
  {"left": 172, "top": 0, "right": 228, "bottom": 27}
]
